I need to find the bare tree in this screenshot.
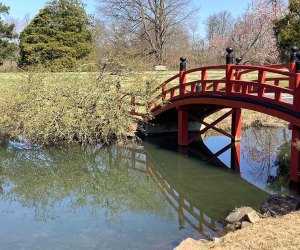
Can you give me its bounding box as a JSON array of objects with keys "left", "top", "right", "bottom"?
[
  {"left": 204, "top": 11, "right": 234, "bottom": 41},
  {"left": 97, "top": 0, "right": 196, "bottom": 64}
]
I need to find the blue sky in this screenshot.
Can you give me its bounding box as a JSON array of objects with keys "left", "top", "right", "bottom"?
[{"left": 1, "top": 0, "right": 251, "bottom": 36}]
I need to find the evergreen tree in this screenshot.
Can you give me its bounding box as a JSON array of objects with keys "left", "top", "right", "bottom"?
[
  {"left": 19, "top": 0, "right": 93, "bottom": 70},
  {"left": 0, "top": 3, "right": 18, "bottom": 64},
  {"left": 274, "top": 0, "right": 300, "bottom": 62}
]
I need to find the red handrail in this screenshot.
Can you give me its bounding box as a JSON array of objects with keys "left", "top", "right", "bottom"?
[{"left": 148, "top": 63, "right": 299, "bottom": 114}]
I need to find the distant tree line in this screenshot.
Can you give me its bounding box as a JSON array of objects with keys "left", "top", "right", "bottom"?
[{"left": 1, "top": 0, "right": 300, "bottom": 71}]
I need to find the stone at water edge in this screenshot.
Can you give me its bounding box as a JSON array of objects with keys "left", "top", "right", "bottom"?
[
  {"left": 225, "top": 207, "right": 256, "bottom": 224},
  {"left": 260, "top": 194, "right": 300, "bottom": 217},
  {"left": 241, "top": 210, "right": 261, "bottom": 223},
  {"left": 173, "top": 238, "right": 206, "bottom": 250}
]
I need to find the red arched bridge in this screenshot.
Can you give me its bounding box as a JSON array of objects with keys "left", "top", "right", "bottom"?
[{"left": 132, "top": 47, "right": 300, "bottom": 183}]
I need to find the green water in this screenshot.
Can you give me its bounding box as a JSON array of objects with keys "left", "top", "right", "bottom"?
[{"left": 0, "top": 127, "right": 296, "bottom": 249}]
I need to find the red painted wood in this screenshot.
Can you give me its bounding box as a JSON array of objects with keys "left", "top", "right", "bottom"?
[
  {"left": 293, "top": 73, "right": 300, "bottom": 112},
  {"left": 231, "top": 108, "right": 242, "bottom": 141},
  {"left": 258, "top": 70, "right": 266, "bottom": 97},
  {"left": 178, "top": 107, "right": 189, "bottom": 146},
  {"left": 162, "top": 85, "right": 167, "bottom": 101},
  {"left": 151, "top": 98, "right": 300, "bottom": 128},
  {"left": 148, "top": 62, "right": 300, "bottom": 182},
  {"left": 226, "top": 64, "right": 234, "bottom": 95},
  {"left": 289, "top": 62, "right": 295, "bottom": 89},
  {"left": 201, "top": 69, "right": 207, "bottom": 92},
  {"left": 290, "top": 126, "right": 300, "bottom": 182},
  {"left": 179, "top": 70, "right": 186, "bottom": 96}
]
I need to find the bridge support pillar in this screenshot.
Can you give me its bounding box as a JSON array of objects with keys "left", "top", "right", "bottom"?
[
  {"left": 178, "top": 107, "right": 189, "bottom": 146},
  {"left": 290, "top": 126, "right": 300, "bottom": 182},
  {"left": 231, "top": 142, "right": 241, "bottom": 174},
  {"left": 231, "top": 108, "right": 242, "bottom": 141}
]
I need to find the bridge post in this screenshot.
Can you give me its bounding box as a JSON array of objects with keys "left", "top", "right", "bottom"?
[
  {"left": 230, "top": 142, "right": 241, "bottom": 174},
  {"left": 231, "top": 108, "right": 242, "bottom": 141},
  {"left": 234, "top": 57, "right": 242, "bottom": 92},
  {"left": 179, "top": 57, "right": 187, "bottom": 96},
  {"left": 178, "top": 106, "right": 189, "bottom": 146},
  {"left": 290, "top": 126, "right": 300, "bottom": 182},
  {"left": 289, "top": 47, "right": 297, "bottom": 89},
  {"left": 226, "top": 48, "right": 234, "bottom": 96},
  {"left": 294, "top": 53, "right": 300, "bottom": 112}
]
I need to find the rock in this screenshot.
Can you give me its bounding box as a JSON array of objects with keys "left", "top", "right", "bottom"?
[
  {"left": 260, "top": 194, "right": 300, "bottom": 217},
  {"left": 212, "top": 237, "right": 221, "bottom": 243},
  {"left": 296, "top": 202, "right": 300, "bottom": 211},
  {"left": 224, "top": 221, "right": 241, "bottom": 232},
  {"left": 241, "top": 210, "right": 261, "bottom": 223},
  {"left": 225, "top": 207, "right": 256, "bottom": 224},
  {"left": 241, "top": 221, "right": 252, "bottom": 229},
  {"left": 173, "top": 238, "right": 205, "bottom": 250}
]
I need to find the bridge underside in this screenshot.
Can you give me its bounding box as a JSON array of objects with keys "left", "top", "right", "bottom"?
[{"left": 150, "top": 96, "right": 300, "bottom": 183}]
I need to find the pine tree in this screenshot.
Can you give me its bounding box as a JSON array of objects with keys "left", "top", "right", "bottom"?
[
  {"left": 0, "top": 3, "right": 18, "bottom": 64},
  {"left": 274, "top": 0, "right": 300, "bottom": 61},
  {"left": 19, "top": 0, "right": 93, "bottom": 70}
]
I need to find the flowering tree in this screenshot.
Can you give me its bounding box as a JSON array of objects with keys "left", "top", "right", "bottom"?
[{"left": 206, "top": 0, "right": 287, "bottom": 65}]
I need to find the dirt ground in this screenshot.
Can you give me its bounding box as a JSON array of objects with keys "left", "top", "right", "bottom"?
[{"left": 175, "top": 211, "right": 300, "bottom": 250}]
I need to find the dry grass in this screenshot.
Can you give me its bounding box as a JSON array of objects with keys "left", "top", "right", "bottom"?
[
  {"left": 204, "top": 109, "right": 288, "bottom": 133},
  {"left": 176, "top": 211, "right": 300, "bottom": 250}
]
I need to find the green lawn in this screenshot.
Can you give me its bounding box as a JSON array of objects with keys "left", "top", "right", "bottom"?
[{"left": 0, "top": 68, "right": 290, "bottom": 90}]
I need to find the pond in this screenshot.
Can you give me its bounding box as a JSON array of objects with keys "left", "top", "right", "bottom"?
[{"left": 0, "top": 127, "right": 298, "bottom": 250}]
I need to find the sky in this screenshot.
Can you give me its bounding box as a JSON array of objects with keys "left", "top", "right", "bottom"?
[{"left": 1, "top": 0, "right": 251, "bottom": 36}]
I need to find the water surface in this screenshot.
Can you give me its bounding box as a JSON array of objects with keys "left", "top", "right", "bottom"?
[{"left": 0, "top": 127, "right": 297, "bottom": 249}]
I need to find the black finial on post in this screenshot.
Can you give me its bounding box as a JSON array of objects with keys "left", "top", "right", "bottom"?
[
  {"left": 291, "top": 47, "right": 298, "bottom": 62},
  {"left": 180, "top": 57, "right": 186, "bottom": 71},
  {"left": 226, "top": 47, "right": 234, "bottom": 64},
  {"left": 296, "top": 52, "right": 300, "bottom": 73},
  {"left": 235, "top": 57, "right": 242, "bottom": 65}
]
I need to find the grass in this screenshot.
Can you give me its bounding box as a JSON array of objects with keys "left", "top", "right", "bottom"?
[{"left": 176, "top": 211, "right": 300, "bottom": 250}]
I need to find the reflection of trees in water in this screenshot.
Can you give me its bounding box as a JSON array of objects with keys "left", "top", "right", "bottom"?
[
  {"left": 242, "top": 128, "right": 289, "bottom": 184},
  {"left": 0, "top": 141, "right": 173, "bottom": 223},
  {"left": 267, "top": 142, "right": 290, "bottom": 191}
]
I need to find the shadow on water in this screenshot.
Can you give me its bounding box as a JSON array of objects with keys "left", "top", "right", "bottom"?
[
  {"left": 143, "top": 134, "right": 268, "bottom": 220},
  {"left": 0, "top": 126, "right": 298, "bottom": 249}
]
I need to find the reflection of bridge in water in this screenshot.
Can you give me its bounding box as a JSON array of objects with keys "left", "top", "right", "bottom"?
[{"left": 121, "top": 146, "right": 226, "bottom": 239}]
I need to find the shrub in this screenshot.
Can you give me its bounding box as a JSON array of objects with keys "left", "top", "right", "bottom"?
[{"left": 0, "top": 71, "right": 149, "bottom": 145}]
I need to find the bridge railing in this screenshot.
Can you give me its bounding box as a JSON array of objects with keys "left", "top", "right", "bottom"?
[{"left": 148, "top": 47, "right": 300, "bottom": 114}]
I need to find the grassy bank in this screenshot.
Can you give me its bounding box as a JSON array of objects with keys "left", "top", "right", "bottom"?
[{"left": 175, "top": 211, "right": 300, "bottom": 250}]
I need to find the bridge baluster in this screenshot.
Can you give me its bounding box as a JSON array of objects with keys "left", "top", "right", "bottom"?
[
  {"left": 162, "top": 85, "right": 167, "bottom": 101},
  {"left": 289, "top": 47, "right": 297, "bottom": 89},
  {"left": 234, "top": 57, "right": 242, "bottom": 93},
  {"left": 294, "top": 52, "right": 300, "bottom": 112},
  {"left": 258, "top": 70, "right": 266, "bottom": 97},
  {"left": 179, "top": 57, "right": 187, "bottom": 96},
  {"left": 226, "top": 47, "right": 234, "bottom": 96},
  {"left": 201, "top": 69, "right": 207, "bottom": 92}
]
